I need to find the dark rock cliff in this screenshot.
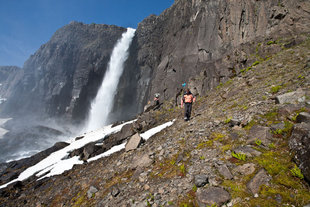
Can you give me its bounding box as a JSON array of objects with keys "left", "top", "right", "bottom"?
[
  {"left": 2, "top": 22, "right": 126, "bottom": 122},
  {"left": 113, "top": 0, "right": 310, "bottom": 121}
]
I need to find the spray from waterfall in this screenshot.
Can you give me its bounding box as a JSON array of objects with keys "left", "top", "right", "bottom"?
[{"left": 85, "top": 28, "right": 135, "bottom": 132}]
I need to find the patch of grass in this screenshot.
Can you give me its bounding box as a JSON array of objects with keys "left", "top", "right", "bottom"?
[
  {"left": 221, "top": 144, "right": 232, "bottom": 153},
  {"left": 244, "top": 120, "right": 257, "bottom": 130},
  {"left": 231, "top": 151, "right": 246, "bottom": 161},
  {"left": 290, "top": 165, "right": 304, "bottom": 179},
  {"left": 267, "top": 40, "right": 277, "bottom": 45},
  {"left": 224, "top": 117, "right": 232, "bottom": 124},
  {"left": 268, "top": 143, "right": 275, "bottom": 149},
  {"left": 259, "top": 184, "right": 310, "bottom": 206},
  {"left": 255, "top": 138, "right": 262, "bottom": 146},
  {"left": 260, "top": 108, "right": 279, "bottom": 122},
  {"left": 216, "top": 82, "right": 223, "bottom": 89},
  {"left": 177, "top": 189, "right": 197, "bottom": 207},
  {"left": 252, "top": 60, "right": 260, "bottom": 66},
  {"left": 197, "top": 133, "right": 226, "bottom": 149},
  {"left": 71, "top": 191, "right": 87, "bottom": 207},
  {"left": 222, "top": 179, "right": 250, "bottom": 199},
  {"left": 179, "top": 164, "right": 186, "bottom": 176},
  {"left": 255, "top": 151, "right": 288, "bottom": 176},
  {"left": 297, "top": 75, "right": 305, "bottom": 79},
  {"left": 270, "top": 85, "right": 282, "bottom": 94}
]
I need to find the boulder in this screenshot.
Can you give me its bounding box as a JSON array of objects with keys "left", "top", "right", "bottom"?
[
  {"left": 194, "top": 174, "right": 209, "bottom": 187},
  {"left": 289, "top": 122, "right": 310, "bottom": 183},
  {"left": 247, "top": 125, "right": 273, "bottom": 146},
  {"left": 125, "top": 133, "right": 142, "bottom": 151},
  {"left": 275, "top": 89, "right": 306, "bottom": 104},
  {"left": 131, "top": 154, "right": 153, "bottom": 169},
  {"left": 247, "top": 169, "right": 271, "bottom": 195},
  {"left": 121, "top": 123, "right": 135, "bottom": 137},
  {"left": 196, "top": 187, "right": 231, "bottom": 206},
  {"left": 233, "top": 146, "right": 262, "bottom": 158},
  {"left": 216, "top": 164, "right": 233, "bottom": 180},
  {"left": 233, "top": 163, "right": 256, "bottom": 176},
  {"left": 82, "top": 143, "right": 102, "bottom": 160},
  {"left": 296, "top": 112, "right": 310, "bottom": 124},
  {"left": 87, "top": 186, "right": 98, "bottom": 199}
]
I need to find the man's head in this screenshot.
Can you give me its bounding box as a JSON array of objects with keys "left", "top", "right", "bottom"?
[{"left": 186, "top": 88, "right": 190, "bottom": 94}]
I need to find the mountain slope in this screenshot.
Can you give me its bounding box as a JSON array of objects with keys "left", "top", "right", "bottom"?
[
  {"left": 1, "top": 34, "right": 309, "bottom": 207},
  {"left": 2, "top": 22, "right": 126, "bottom": 122}
]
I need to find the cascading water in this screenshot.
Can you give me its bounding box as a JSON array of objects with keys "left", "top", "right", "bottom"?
[{"left": 85, "top": 28, "right": 136, "bottom": 132}]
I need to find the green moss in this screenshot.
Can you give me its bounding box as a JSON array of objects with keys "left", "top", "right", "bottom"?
[
  {"left": 216, "top": 82, "right": 223, "bottom": 89},
  {"left": 297, "top": 75, "right": 305, "bottom": 79},
  {"left": 290, "top": 165, "right": 304, "bottom": 179},
  {"left": 267, "top": 40, "right": 277, "bottom": 45},
  {"left": 270, "top": 85, "right": 282, "bottom": 94},
  {"left": 222, "top": 179, "right": 250, "bottom": 198},
  {"left": 244, "top": 120, "right": 257, "bottom": 130},
  {"left": 224, "top": 117, "right": 232, "bottom": 124},
  {"left": 255, "top": 151, "right": 288, "bottom": 176},
  {"left": 72, "top": 192, "right": 87, "bottom": 207},
  {"left": 221, "top": 144, "right": 232, "bottom": 152},
  {"left": 260, "top": 109, "right": 279, "bottom": 122},
  {"left": 252, "top": 61, "right": 260, "bottom": 66}
]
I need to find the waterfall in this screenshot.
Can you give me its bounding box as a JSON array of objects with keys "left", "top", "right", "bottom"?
[{"left": 85, "top": 28, "right": 135, "bottom": 132}]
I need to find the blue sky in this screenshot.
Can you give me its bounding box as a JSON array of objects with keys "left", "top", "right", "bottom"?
[{"left": 0, "top": 0, "right": 174, "bottom": 67}]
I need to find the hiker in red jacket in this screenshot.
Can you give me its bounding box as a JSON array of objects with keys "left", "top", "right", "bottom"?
[{"left": 181, "top": 89, "right": 196, "bottom": 121}]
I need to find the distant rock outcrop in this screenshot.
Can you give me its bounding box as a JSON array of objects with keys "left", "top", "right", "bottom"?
[{"left": 2, "top": 22, "right": 126, "bottom": 123}]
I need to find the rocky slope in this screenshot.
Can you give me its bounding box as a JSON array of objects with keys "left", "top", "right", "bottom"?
[{"left": 0, "top": 34, "right": 309, "bottom": 207}]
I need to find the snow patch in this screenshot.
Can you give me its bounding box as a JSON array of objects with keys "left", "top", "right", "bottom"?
[
  {"left": 140, "top": 119, "right": 175, "bottom": 141},
  {"left": 0, "top": 119, "right": 175, "bottom": 189}
]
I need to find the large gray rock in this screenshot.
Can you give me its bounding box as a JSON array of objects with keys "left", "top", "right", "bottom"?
[
  {"left": 275, "top": 89, "right": 306, "bottom": 104},
  {"left": 289, "top": 122, "right": 310, "bottom": 183},
  {"left": 233, "top": 146, "right": 262, "bottom": 158},
  {"left": 216, "top": 164, "right": 233, "bottom": 180},
  {"left": 87, "top": 186, "right": 98, "bottom": 199},
  {"left": 125, "top": 133, "right": 142, "bottom": 151},
  {"left": 233, "top": 163, "right": 256, "bottom": 176},
  {"left": 247, "top": 125, "right": 273, "bottom": 146},
  {"left": 247, "top": 169, "right": 271, "bottom": 195},
  {"left": 131, "top": 154, "right": 153, "bottom": 169},
  {"left": 196, "top": 187, "right": 231, "bottom": 206},
  {"left": 194, "top": 174, "right": 209, "bottom": 187}
]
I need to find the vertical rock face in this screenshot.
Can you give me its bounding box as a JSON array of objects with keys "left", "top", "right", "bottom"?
[
  {"left": 2, "top": 22, "right": 126, "bottom": 122},
  {"left": 113, "top": 0, "right": 310, "bottom": 120}
]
